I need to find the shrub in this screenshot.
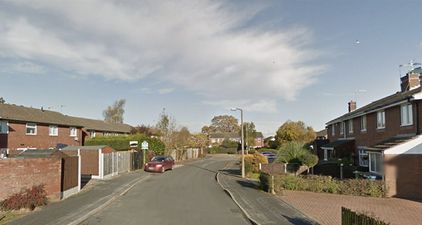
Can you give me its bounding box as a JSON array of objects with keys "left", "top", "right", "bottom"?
[
  {"left": 244, "top": 153, "right": 268, "bottom": 174},
  {"left": 276, "top": 142, "right": 318, "bottom": 167},
  {"left": 221, "top": 139, "right": 239, "bottom": 149},
  {"left": 257, "top": 148, "right": 278, "bottom": 154},
  {"left": 1, "top": 185, "right": 47, "bottom": 211},
  {"left": 262, "top": 174, "right": 385, "bottom": 197},
  {"left": 85, "top": 134, "right": 165, "bottom": 155}
]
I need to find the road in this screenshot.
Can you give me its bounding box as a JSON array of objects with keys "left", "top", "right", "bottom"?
[{"left": 81, "top": 155, "right": 250, "bottom": 225}]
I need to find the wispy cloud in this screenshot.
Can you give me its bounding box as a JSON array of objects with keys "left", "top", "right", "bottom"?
[
  {"left": 0, "top": 0, "right": 324, "bottom": 106},
  {"left": 202, "top": 99, "right": 278, "bottom": 113},
  {"left": 158, "top": 88, "right": 174, "bottom": 95}
]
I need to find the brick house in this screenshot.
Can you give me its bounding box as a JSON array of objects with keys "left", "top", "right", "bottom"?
[
  {"left": 0, "top": 104, "right": 133, "bottom": 153},
  {"left": 209, "top": 133, "right": 241, "bottom": 145},
  {"left": 324, "top": 67, "right": 422, "bottom": 200},
  {"left": 67, "top": 116, "right": 132, "bottom": 144},
  {"left": 254, "top": 132, "right": 265, "bottom": 148},
  {"left": 0, "top": 104, "right": 83, "bottom": 152}
]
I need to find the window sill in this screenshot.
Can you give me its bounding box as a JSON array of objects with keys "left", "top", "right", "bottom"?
[
  {"left": 49, "top": 135, "right": 58, "bottom": 137},
  {"left": 400, "top": 124, "right": 413, "bottom": 127},
  {"left": 26, "top": 133, "right": 37, "bottom": 136}
]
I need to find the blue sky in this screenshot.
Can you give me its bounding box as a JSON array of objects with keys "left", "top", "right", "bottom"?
[{"left": 1, "top": 0, "right": 422, "bottom": 136}]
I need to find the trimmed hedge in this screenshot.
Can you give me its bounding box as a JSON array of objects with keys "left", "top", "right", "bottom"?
[
  {"left": 85, "top": 134, "right": 165, "bottom": 155},
  {"left": 259, "top": 173, "right": 385, "bottom": 197},
  {"left": 207, "top": 146, "right": 237, "bottom": 154}
]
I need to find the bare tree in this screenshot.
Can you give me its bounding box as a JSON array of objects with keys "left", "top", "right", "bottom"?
[
  {"left": 103, "top": 99, "right": 126, "bottom": 124},
  {"left": 156, "top": 109, "right": 177, "bottom": 154}
]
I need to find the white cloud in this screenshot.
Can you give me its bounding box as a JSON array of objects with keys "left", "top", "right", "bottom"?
[
  {"left": 203, "top": 99, "right": 277, "bottom": 113},
  {"left": 0, "top": 0, "right": 324, "bottom": 105},
  {"left": 158, "top": 88, "right": 175, "bottom": 95},
  {"left": 0, "top": 61, "right": 45, "bottom": 75}
]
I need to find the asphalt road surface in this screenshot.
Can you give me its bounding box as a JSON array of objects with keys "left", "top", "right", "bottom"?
[{"left": 81, "top": 155, "right": 250, "bottom": 225}]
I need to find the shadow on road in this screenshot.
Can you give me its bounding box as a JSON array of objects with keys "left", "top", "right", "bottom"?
[
  {"left": 236, "top": 180, "right": 260, "bottom": 190},
  {"left": 283, "top": 215, "right": 319, "bottom": 225}
]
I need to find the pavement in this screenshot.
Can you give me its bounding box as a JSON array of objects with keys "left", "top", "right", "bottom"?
[
  {"left": 281, "top": 190, "right": 422, "bottom": 225},
  {"left": 217, "top": 161, "right": 319, "bottom": 225},
  {"left": 7, "top": 171, "right": 150, "bottom": 225}
]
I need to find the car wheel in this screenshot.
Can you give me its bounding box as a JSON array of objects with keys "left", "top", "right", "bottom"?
[{"left": 161, "top": 167, "right": 165, "bottom": 173}]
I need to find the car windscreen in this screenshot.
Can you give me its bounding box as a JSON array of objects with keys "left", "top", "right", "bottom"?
[{"left": 152, "top": 156, "right": 166, "bottom": 162}]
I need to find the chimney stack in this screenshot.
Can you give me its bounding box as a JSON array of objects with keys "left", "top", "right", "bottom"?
[
  {"left": 348, "top": 100, "right": 357, "bottom": 112},
  {"left": 400, "top": 71, "right": 421, "bottom": 92}
]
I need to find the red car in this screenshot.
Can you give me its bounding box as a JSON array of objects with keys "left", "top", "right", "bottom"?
[{"left": 144, "top": 156, "right": 175, "bottom": 173}]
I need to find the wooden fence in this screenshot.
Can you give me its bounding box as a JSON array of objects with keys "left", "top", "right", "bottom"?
[{"left": 341, "top": 207, "right": 389, "bottom": 225}]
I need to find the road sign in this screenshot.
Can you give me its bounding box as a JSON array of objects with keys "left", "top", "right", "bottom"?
[{"left": 141, "top": 141, "right": 149, "bottom": 150}]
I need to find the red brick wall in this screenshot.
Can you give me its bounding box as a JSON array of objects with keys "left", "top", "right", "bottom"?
[
  {"left": 384, "top": 154, "right": 422, "bottom": 200},
  {"left": 0, "top": 157, "right": 62, "bottom": 200},
  {"left": 4, "top": 121, "right": 82, "bottom": 150},
  {"left": 328, "top": 102, "right": 420, "bottom": 148}
]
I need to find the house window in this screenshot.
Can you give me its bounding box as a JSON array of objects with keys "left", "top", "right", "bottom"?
[
  {"left": 90, "top": 130, "right": 96, "bottom": 137},
  {"left": 361, "top": 115, "right": 367, "bottom": 132},
  {"left": 348, "top": 120, "right": 353, "bottom": 134},
  {"left": 401, "top": 104, "right": 413, "bottom": 126},
  {"left": 377, "top": 111, "right": 385, "bottom": 129},
  {"left": 70, "top": 127, "right": 77, "bottom": 137},
  {"left": 339, "top": 122, "right": 344, "bottom": 135},
  {"left": 358, "top": 149, "right": 369, "bottom": 167},
  {"left": 0, "top": 121, "right": 8, "bottom": 134},
  {"left": 369, "top": 152, "right": 383, "bottom": 174},
  {"left": 331, "top": 125, "right": 335, "bottom": 136},
  {"left": 49, "top": 125, "right": 58, "bottom": 136},
  {"left": 26, "top": 123, "right": 37, "bottom": 135}
]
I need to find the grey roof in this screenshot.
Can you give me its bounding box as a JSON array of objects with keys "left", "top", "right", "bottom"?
[
  {"left": 209, "top": 133, "right": 240, "bottom": 139},
  {"left": 67, "top": 116, "right": 132, "bottom": 133},
  {"left": 326, "top": 87, "right": 422, "bottom": 125},
  {"left": 363, "top": 134, "right": 416, "bottom": 152},
  {"left": 321, "top": 139, "right": 354, "bottom": 149},
  {"left": 316, "top": 129, "right": 327, "bottom": 137},
  {"left": 0, "top": 104, "right": 82, "bottom": 127},
  {"left": 16, "top": 149, "right": 65, "bottom": 158},
  {"left": 61, "top": 145, "right": 110, "bottom": 151}
]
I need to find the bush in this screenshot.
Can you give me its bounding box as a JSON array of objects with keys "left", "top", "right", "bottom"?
[
  {"left": 1, "top": 185, "right": 47, "bottom": 211},
  {"left": 257, "top": 148, "right": 278, "bottom": 154},
  {"left": 261, "top": 174, "right": 385, "bottom": 197},
  {"left": 276, "top": 142, "right": 318, "bottom": 167},
  {"left": 221, "top": 139, "right": 239, "bottom": 149},
  {"left": 85, "top": 134, "right": 165, "bottom": 155},
  {"left": 244, "top": 153, "right": 268, "bottom": 175}
]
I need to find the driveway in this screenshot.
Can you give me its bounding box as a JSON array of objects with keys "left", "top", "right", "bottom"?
[{"left": 281, "top": 190, "right": 422, "bottom": 225}]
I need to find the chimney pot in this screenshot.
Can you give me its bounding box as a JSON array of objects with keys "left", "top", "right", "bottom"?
[{"left": 348, "top": 101, "right": 357, "bottom": 112}]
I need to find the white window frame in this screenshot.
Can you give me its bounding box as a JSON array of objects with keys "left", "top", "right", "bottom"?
[
  {"left": 331, "top": 125, "right": 335, "bottom": 136},
  {"left": 26, "top": 123, "right": 37, "bottom": 135},
  {"left": 339, "top": 122, "right": 344, "bottom": 135},
  {"left": 358, "top": 149, "right": 369, "bottom": 167},
  {"left": 49, "top": 125, "right": 59, "bottom": 136},
  {"left": 0, "top": 120, "right": 8, "bottom": 134},
  {"left": 400, "top": 104, "right": 413, "bottom": 126},
  {"left": 90, "top": 130, "right": 96, "bottom": 137},
  {"left": 361, "top": 115, "right": 367, "bottom": 132},
  {"left": 348, "top": 119, "right": 353, "bottom": 134},
  {"left": 376, "top": 111, "right": 386, "bottom": 129},
  {"left": 369, "top": 152, "right": 383, "bottom": 174},
  {"left": 70, "top": 127, "right": 77, "bottom": 137}
]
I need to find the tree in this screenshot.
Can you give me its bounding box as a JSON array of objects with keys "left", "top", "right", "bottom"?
[
  {"left": 156, "top": 109, "right": 177, "bottom": 153},
  {"left": 243, "top": 122, "right": 257, "bottom": 147},
  {"left": 207, "top": 115, "right": 240, "bottom": 134},
  {"left": 103, "top": 99, "right": 126, "bottom": 124},
  {"left": 130, "top": 125, "right": 160, "bottom": 137},
  {"left": 275, "top": 120, "right": 316, "bottom": 146},
  {"left": 0, "top": 97, "right": 5, "bottom": 104}
]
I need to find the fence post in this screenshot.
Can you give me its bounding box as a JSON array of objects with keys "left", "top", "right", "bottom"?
[
  {"left": 271, "top": 175, "right": 275, "bottom": 194},
  {"left": 99, "top": 149, "right": 104, "bottom": 179},
  {"left": 77, "top": 149, "right": 81, "bottom": 192}
]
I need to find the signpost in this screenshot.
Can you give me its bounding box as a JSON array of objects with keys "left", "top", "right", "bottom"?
[{"left": 141, "top": 141, "right": 149, "bottom": 165}]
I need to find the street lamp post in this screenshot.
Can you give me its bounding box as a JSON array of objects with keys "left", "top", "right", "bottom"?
[{"left": 231, "top": 107, "right": 245, "bottom": 178}]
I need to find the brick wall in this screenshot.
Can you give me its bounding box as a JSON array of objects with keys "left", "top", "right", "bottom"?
[
  {"left": 384, "top": 154, "right": 422, "bottom": 200},
  {"left": 328, "top": 101, "right": 421, "bottom": 148},
  {"left": 5, "top": 121, "right": 82, "bottom": 150},
  {"left": 0, "top": 157, "right": 62, "bottom": 200}
]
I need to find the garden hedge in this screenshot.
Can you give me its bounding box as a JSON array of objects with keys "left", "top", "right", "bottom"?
[{"left": 85, "top": 134, "right": 165, "bottom": 155}]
